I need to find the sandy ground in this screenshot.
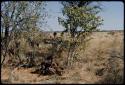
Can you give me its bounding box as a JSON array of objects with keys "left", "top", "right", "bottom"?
[{"left": 1, "top": 65, "right": 101, "bottom": 84}]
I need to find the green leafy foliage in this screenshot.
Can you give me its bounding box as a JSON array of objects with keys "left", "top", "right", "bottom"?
[{"left": 58, "top": 1, "right": 103, "bottom": 37}]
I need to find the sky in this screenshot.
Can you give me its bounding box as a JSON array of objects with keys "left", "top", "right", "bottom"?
[{"left": 42, "top": 1, "right": 124, "bottom": 31}]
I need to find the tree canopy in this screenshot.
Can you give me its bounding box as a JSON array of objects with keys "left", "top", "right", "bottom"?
[{"left": 58, "top": 1, "right": 103, "bottom": 38}]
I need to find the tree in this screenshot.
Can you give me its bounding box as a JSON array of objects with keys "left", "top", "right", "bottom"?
[
  {"left": 1, "top": 1, "right": 47, "bottom": 65},
  {"left": 58, "top": 1, "right": 103, "bottom": 66}
]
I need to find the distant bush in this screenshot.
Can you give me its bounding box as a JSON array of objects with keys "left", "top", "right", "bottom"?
[{"left": 108, "top": 31, "right": 115, "bottom": 35}]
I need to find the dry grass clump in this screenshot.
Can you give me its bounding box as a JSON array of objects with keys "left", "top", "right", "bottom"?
[{"left": 70, "top": 31, "right": 124, "bottom": 84}]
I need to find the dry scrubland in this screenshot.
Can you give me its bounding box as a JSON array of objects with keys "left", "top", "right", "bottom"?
[{"left": 1, "top": 31, "right": 124, "bottom": 84}]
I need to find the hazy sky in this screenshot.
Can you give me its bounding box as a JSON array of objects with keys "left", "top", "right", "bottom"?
[{"left": 43, "top": 1, "right": 124, "bottom": 31}]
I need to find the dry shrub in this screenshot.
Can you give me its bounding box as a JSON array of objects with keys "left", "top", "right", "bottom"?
[
  {"left": 107, "top": 31, "right": 115, "bottom": 35},
  {"left": 95, "top": 57, "right": 124, "bottom": 84}
]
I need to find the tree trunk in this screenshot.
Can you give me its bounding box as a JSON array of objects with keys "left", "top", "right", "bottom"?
[{"left": 1, "top": 26, "right": 9, "bottom": 65}]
